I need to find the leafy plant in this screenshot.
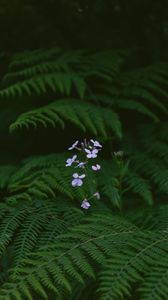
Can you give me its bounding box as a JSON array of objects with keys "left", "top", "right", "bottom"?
[{"left": 0, "top": 46, "right": 168, "bottom": 300}]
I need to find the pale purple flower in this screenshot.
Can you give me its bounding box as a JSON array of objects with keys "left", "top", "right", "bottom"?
[
  {"left": 66, "top": 139, "right": 103, "bottom": 209},
  {"left": 85, "top": 148, "right": 98, "bottom": 158},
  {"left": 94, "top": 192, "right": 100, "bottom": 199},
  {"left": 68, "top": 140, "right": 79, "bottom": 150},
  {"left": 76, "top": 162, "right": 86, "bottom": 168},
  {"left": 81, "top": 199, "right": 91, "bottom": 209},
  {"left": 72, "top": 173, "right": 85, "bottom": 187},
  {"left": 92, "top": 164, "right": 101, "bottom": 171},
  {"left": 90, "top": 139, "right": 102, "bottom": 148},
  {"left": 66, "top": 155, "right": 77, "bottom": 167}
]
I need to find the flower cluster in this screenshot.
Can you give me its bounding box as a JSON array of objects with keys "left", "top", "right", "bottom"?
[{"left": 66, "top": 139, "right": 102, "bottom": 209}]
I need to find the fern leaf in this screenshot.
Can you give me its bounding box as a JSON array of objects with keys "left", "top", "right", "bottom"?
[
  {"left": 10, "top": 100, "right": 122, "bottom": 138},
  {"left": 0, "top": 73, "right": 86, "bottom": 98}
]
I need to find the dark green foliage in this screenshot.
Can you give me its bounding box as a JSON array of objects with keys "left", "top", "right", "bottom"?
[
  {"left": 0, "top": 45, "right": 168, "bottom": 300},
  {"left": 0, "top": 204, "right": 168, "bottom": 300}
]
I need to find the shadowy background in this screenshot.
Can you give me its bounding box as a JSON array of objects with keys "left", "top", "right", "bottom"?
[{"left": 0, "top": 0, "right": 168, "bottom": 163}]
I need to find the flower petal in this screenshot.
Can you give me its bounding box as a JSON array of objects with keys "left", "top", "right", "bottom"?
[
  {"left": 77, "top": 179, "right": 83, "bottom": 186},
  {"left": 72, "top": 155, "right": 77, "bottom": 162},
  {"left": 92, "top": 149, "right": 98, "bottom": 154},
  {"left": 68, "top": 140, "right": 79, "bottom": 150},
  {"left": 72, "top": 179, "right": 78, "bottom": 186},
  {"left": 73, "top": 173, "right": 78, "bottom": 178},
  {"left": 81, "top": 199, "right": 91, "bottom": 209},
  {"left": 79, "top": 174, "right": 85, "bottom": 179},
  {"left": 85, "top": 148, "right": 91, "bottom": 154},
  {"left": 77, "top": 162, "right": 85, "bottom": 168}
]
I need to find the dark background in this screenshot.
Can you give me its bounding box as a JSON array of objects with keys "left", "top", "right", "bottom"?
[
  {"left": 1, "top": 0, "right": 168, "bottom": 57},
  {"left": 0, "top": 0, "right": 168, "bottom": 163}
]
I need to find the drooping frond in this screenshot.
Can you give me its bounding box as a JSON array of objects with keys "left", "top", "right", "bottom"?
[
  {"left": 8, "top": 48, "right": 62, "bottom": 69},
  {"left": 0, "top": 73, "right": 87, "bottom": 98},
  {"left": 123, "top": 170, "right": 153, "bottom": 206},
  {"left": 92, "top": 62, "right": 168, "bottom": 122},
  {"left": 123, "top": 122, "right": 168, "bottom": 201},
  {"left": 10, "top": 99, "right": 122, "bottom": 138}
]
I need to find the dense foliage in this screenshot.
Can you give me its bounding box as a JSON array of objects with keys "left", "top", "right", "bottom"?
[{"left": 0, "top": 1, "right": 168, "bottom": 299}]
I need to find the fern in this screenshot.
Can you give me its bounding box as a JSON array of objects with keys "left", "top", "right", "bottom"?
[
  {"left": 13, "top": 209, "right": 48, "bottom": 269},
  {"left": 123, "top": 122, "right": 168, "bottom": 201},
  {"left": 8, "top": 47, "right": 63, "bottom": 69},
  {"left": 0, "top": 207, "right": 168, "bottom": 300},
  {"left": 92, "top": 63, "right": 168, "bottom": 122},
  {"left": 0, "top": 206, "right": 28, "bottom": 255},
  {"left": 1, "top": 48, "right": 126, "bottom": 100},
  {"left": 87, "top": 93, "right": 160, "bottom": 122},
  {"left": 10, "top": 99, "right": 122, "bottom": 138},
  {"left": 123, "top": 171, "right": 153, "bottom": 206},
  {"left": 6, "top": 156, "right": 75, "bottom": 202},
  {"left": 98, "top": 231, "right": 167, "bottom": 300},
  {"left": 6, "top": 49, "right": 84, "bottom": 80},
  {"left": 0, "top": 73, "right": 86, "bottom": 99},
  {"left": 0, "top": 212, "right": 137, "bottom": 299},
  {"left": 0, "top": 46, "right": 168, "bottom": 300}
]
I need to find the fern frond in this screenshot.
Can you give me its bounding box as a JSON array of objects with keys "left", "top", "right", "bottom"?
[
  {"left": 116, "top": 63, "right": 168, "bottom": 114},
  {"left": 0, "top": 165, "right": 17, "bottom": 189},
  {"left": 10, "top": 100, "right": 122, "bottom": 138},
  {"left": 0, "top": 73, "right": 86, "bottom": 98},
  {"left": 121, "top": 87, "right": 168, "bottom": 113},
  {"left": 95, "top": 62, "right": 168, "bottom": 122},
  {"left": 123, "top": 171, "right": 153, "bottom": 205},
  {"left": 98, "top": 231, "right": 167, "bottom": 300},
  {"left": 0, "top": 207, "right": 28, "bottom": 256},
  {"left": 87, "top": 92, "right": 160, "bottom": 122},
  {"left": 5, "top": 50, "right": 84, "bottom": 82},
  {"left": 0, "top": 213, "right": 137, "bottom": 300},
  {"left": 9, "top": 47, "right": 62, "bottom": 69},
  {"left": 13, "top": 209, "right": 48, "bottom": 270},
  {"left": 81, "top": 49, "right": 129, "bottom": 79},
  {"left": 140, "top": 256, "right": 168, "bottom": 300},
  {"left": 123, "top": 122, "right": 168, "bottom": 201},
  {"left": 3, "top": 154, "right": 96, "bottom": 204}
]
